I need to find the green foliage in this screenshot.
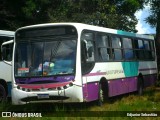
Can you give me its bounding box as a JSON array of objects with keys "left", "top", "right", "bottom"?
[
  {"left": 47, "top": 0, "right": 144, "bottom": 32},
  {"left": 1, "top": 0, "right": 145, "bottom": 32},
  {"left": 145, "top": 0, "right": 160, "bottom": 27},
  {"left": 145, "top": 1, "right": 160, "bottom": 74}
]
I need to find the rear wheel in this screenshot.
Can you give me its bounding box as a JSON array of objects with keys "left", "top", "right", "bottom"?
[
  {"left": 137, "top": 77, "right": 144, "bottom": 96},
  {"left": 0, "top": 84, "right": 7, "bottom": 102}
]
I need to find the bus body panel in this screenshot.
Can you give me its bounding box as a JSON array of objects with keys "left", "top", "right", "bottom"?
[
  {"left": 82, "top": 61, "right": 157, "bottom": 101},
  {"left": 0, "top": 62, "right": 12, "bottom": 82},
  {"left": 12, "top": 23, "right": 157, "bottom": 104},
  {"left": 0, "top": 31, "right": 14, "bottom": 97},
  {"left": 12, "top": 84, "right": 83, "bottom": 105}
]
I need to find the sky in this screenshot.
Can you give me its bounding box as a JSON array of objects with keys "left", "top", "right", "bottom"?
[{"left": 135, "top": 5, "right": 156, "bottom": 34}]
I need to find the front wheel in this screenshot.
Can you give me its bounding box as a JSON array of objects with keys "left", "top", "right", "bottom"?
[
  {"left": 97, "top": 82, "right": 108, "bottom": 106},
  {"left": 0, "top": 84, "right": 7, "bottom": 102}
]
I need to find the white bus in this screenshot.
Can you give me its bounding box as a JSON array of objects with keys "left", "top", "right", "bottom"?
[
  {"left": 12, "top": 23, "right": 157, "bottom": 105},
  {"left": 0, "top": 30, "right": 14, "bottom": 101}
]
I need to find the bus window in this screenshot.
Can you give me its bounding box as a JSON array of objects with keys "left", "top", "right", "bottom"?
[
  {"left": 111, "top": 36, "right": 122, "bottom": 60},
  {"left": 81, "top": 32, "right": 95, "bottom": 62},
  {"left": 144, "top": 40, "right": 153, "bottom": 59},
  {"left": 150, "top": 41, "right": 155, "bottom": 59},
  {"left": 134, "top": 40, "right": 144, "bottom": 60},
  {"left": 123, "top": 38, "right": 132, "bottom": 49},
  {"left": 114, "top": 49, "right": 123, "bottom": 60},
  {"left": 122, "top": 38, "right": 134, "bottom": 60},
  {"left": 138, "top": 40, "right": 144, "bottom": 49},
  {"left": 81, "top": 31, "right": 95, "bottom": 74},
  {"left": 96, "top": 33, "right": 111, "bottom": 61},
  {"left": 112, "top": 36, "right": 121, "bottom": 48},
  {"left": 144, "top": 41, "right": 150, "bottom": 50}
]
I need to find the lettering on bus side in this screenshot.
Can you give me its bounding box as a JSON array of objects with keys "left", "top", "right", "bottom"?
[{"left": 106, "top": 70, "right": 124, "bottom": 75}]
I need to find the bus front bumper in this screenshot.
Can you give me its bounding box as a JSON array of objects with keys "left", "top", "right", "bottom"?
[{"left": 11, "top": 86, "right": 83, "bottom": 105}]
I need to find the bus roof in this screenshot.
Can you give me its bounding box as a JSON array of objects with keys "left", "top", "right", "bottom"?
[
  {"left": 0, "top": 30, "right": 14, "bottom": 37},
  {"left": 16, "top": 23, "right": 154, "bottom": 40}
]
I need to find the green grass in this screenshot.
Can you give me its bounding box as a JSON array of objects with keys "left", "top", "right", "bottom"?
[{"left": 0, "top": 86, "right": 160, "bottom": 120}]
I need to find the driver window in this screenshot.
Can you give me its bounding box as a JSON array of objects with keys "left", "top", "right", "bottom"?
[
  {"left": 81, "top": 31, "right": 95, "bottom": 74},
  {"left": 81, "top": 32, "right": 94, "bottom": 62}
]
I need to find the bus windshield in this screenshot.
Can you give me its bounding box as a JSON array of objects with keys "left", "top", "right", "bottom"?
[
  {"left": 14, "top": 26, "right": 77, "bottom": 78},
  {"left": 15, "top": 39, "right": 77, "bottom": 77}
]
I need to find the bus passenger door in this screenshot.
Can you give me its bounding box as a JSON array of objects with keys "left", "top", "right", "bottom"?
[{"left": 81, "top": 31, "right": 95, "bottom": 102}]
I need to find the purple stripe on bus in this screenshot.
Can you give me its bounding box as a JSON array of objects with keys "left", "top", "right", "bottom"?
[
  {"left": 83, "top": 74, "right": 156, "bottom": 101},
  {"left": 18, "top": 81, "right": 72, "bottom": 89},
  {"left": 108, "top": 77, "right": 137, "bottom": 97},
  {"left": 139, "top": 68, "right": 157, "bottom": 71},
  {"left": 108, "top": 74, "right": 156, "bottom": 97},
  {"left": 16, "top": 75, "right": 75, "bottom": 84},
  {"left": 84, "top": 72, "right": 106, "bottom": 77}
]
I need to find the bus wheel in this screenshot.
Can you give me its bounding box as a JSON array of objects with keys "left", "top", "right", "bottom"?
[
  {"left": 0, "top": 84, "right": 7, "bottom": 102},
  {"left": 97, "top": 82, "right": 108, "bottom": 106},
  {"left": 137, "top": 76, "right": 144, "bottom": 96}
]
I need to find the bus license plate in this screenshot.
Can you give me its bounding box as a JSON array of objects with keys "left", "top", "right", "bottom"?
[{"left": 37, "top": 94, "right": 49, "bottom": 99}]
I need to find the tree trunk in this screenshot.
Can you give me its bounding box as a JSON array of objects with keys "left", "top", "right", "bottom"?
[{"left": 155, "top": 11, "right": 160, "bottom": 81}]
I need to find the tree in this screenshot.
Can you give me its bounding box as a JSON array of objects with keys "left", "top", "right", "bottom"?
[
  {"left": 48, "top": 0, "right": 144, "bottom": 32},
  {"left": 145, "top": 0, "right": 160, "bottom": 43},
  {"left": 145, "top": 0, "right": 160, "bottom": 70},
  {"left": 1, "top": 0, "right": 145, "bottom": 32},
  {"left": 0, "top": 0, "right": 18, "bottom": 30},
  {"left": 144, "top": 0, "right": 160, "bottom": 85}
]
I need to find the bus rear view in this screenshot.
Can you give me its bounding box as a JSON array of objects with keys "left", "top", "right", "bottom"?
[{"left": 12, "top": 24, "right": 81, "bottom": 105}]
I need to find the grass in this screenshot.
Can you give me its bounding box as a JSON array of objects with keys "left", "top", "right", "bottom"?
[{"left": 0, "top": 86, "right": 160, "bottom": 120}]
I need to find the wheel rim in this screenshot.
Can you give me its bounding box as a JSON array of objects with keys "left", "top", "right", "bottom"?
[
  {"left": 138, "top": 84, "right": 143, "bottom": 95},
  {"left": 138, "top": 77, "right": 143, "bottom": 95},
  {"left": 99, "top": 84, "right": 104, "bottom": 105},
  {"left": 100, "top": 86, "right": 103, "bottom": 102}
]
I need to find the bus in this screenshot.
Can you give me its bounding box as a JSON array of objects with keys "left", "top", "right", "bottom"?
[
  {"left": 11, "top": 23, "right": 157, "bottom": 105},
  {"left": 0, "top": 30, "right": 14, "bottom": 101}
]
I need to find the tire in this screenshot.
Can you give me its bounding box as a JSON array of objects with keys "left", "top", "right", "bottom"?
[
  {"left": 137, "top": 77, "right": 144, "bottom": 96},
  {"left": 98, "top": 83, "right": 103, "bottom": 106},
  {"left": 0, "top": 84, "right": 7, "bottom": 102},
  {"left": 97, "top": 82, "right": 108, "bottom": 106}
]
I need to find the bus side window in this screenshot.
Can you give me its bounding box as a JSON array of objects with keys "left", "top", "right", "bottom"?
[
  {"left": 122, "top": 38, "right": 134, "bottom": 60},
  {"left": 150, "top": 41, "right": 155, "bottom": 59},
  {"left": 99, "top": 48, "right": 109, "bottom": 61},
  {"left": 111, "top": 36, "right": 122, "bottom": 60},
  {"left": 144, "top": 40, "right": 152, "bottom": 59},
  {"left": 96, "top": 33, "right": 111, "bottom": 61},
  {"left": 134, "top": 40, "right": 144, "bottom": 60}
]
